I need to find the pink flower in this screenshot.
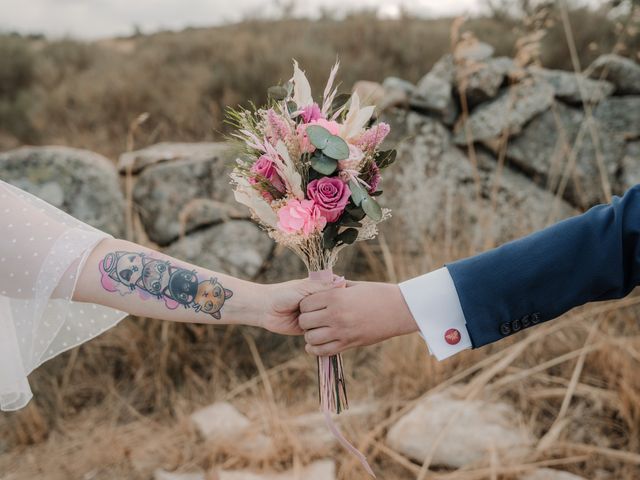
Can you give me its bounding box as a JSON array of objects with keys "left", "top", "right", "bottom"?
[
  {"left": 307, "top": 177, "right": 351, "bottom": 223},
  {"left": 355, "top": 122, "right": 390, "bottom": 151},
  {"left": 296, "top": 123, "right": 316, "bottom": 154},
  {"left": 250, "top": 155, "right": 285, "bottom": 193},
  {"left": 308, "top": 118, "right": 341, "bottom": 136},
  {"left": 277, "top": 199, "right": 327, "bottom": 236},
  {"left": 301, "top": 103, "right": 323, "bottom": 123},
  {"left": 266, "top": 109, "right": 290, "bottom": 145},
  {"left": 338, "top": 144, "right": 364, "bottom": 171}
]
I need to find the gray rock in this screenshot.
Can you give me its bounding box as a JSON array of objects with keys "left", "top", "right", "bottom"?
[
  {"left": 593, "top": 96, "right": 640, "bottom": 141},
  {"left": 255, "top": 245, "right": 307, "bottom": 284},
  {"left": 410, "top": 55, "right": 458, "bottom": 125},
  {"left": 190, "top": 401, "right": 251, "bottom": 441},
  {"left": 621, "top": 141, "right": 640, "bottom": 191},
  {"left": 386, "top": 392, "right": 534, "bottom": 468},
  {"left": 459, "top": 57, "right": 516, "bottom": 107},
  {"left": 529, "top": 66, "right": 614, "bottom": 104},
  {"left": 154, "top": 470, "right": 204, "bottom": 480},
  {"left": 587, "top": 54, "right": 640, "bottom": 94},
  {"left": 455, "top": 40, "right": 495, "bottom": 62},
  {"left": 382, "top": 76, "right": 416, "bottom": 96},
  {"left": 521, "top": 469, "right": 587, "bottom": 480},
  {"left": 165, "top": 221, "right": 272, "bottom": 280},
  {"left": 132, "top": 146, "right": 238, "bottom": 245},
  {"left": 119, "top": 142, "right": 236, "bottom": 174},
  {"left": 216, "top": 460, "right": 336, "bottom": 480},
  {"left": 0, "top": 146, "right": 125, "bottom": 236},
  {"left": 453, "top": 77, "right": 554, "bottom": 146},
  {"left": 382, "top": 113, "right": 576, "bottom": 253},
  {"left": 506, "top": 101, "right": 625, "bottom": 207}
]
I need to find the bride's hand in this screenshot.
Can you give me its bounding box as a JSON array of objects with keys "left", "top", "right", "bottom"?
[{"left": 259, "top": 279, "right": 334, "bottom": 335}]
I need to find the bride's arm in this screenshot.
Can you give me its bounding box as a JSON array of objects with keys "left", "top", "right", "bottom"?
[{"left": 72, "top": 238, "right": 326, "bottom": 335}]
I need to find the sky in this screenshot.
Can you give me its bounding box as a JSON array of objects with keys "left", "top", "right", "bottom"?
[{"left": 0, "top": 0, "right": 489, "bottom": 39}]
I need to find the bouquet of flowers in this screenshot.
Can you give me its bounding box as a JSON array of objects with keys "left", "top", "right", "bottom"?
[{"left": 227, "top": 61, "right": 396, "bottom": 473}]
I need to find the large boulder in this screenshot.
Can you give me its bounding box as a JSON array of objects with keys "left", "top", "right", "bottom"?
[
  {"left": 587, "top": 54, "right": 640, "bottom": 95},
  {"left": 410, "top": 55, "right": 458, "bottom": 125},
  {"left": 453, "top": 76, "right": 555, "bottom": 146},
  {"left": 529, "top": 66, "right": 614, "bottom": 104},
  {"left": 119, "top": 142, "right": 236, "bottom": 175},
  {"left": 386, "top": 392, "right": 534, "bottom": 468},
  {"left": 593, "top": 96, "right": 640, "bottom": 141},
  {"left": 622, "top": 141, "right": 640, "bottom": 191},
  {"left": 458, "top": 57, "right": 516, "bottom": 107},
  {"left": 132, "top": 143, "right": 240, "bottom": 245},
  {"left": 381, "top": 112, "right": 576, "bottom": 253},
  {"left": 506, "top": 101, "right": 625, "bottom": 207},
  {"left": 165, "top": 221, "right": 273, "bottom": 280},
  {"left": 0, "top": 146, "right": 125, "bottom": 236}
]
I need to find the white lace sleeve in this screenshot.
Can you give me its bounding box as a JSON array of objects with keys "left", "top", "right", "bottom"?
[{"left": 0, "top": 180, "right": 127, "bottom": 411}]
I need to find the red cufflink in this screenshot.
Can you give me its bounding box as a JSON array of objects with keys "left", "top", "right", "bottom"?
[{"left": 445, "top": 328, "right": 461, "bottom": 345}]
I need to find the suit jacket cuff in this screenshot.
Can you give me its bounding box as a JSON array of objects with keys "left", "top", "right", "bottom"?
[{"left": 399, "top": 267, "right": 472, "bottom": 360}]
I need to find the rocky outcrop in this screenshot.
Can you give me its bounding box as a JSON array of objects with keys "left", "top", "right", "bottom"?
[
  {"left": 386, "top": 391, "right": 534, "bottom": 468},
  {"left": 0, "top": 146, "right": 125, "bottom": 236},
  {"left": 132, "top": 146, "right": 240, "bottom": 246},
  {"left": 381, "top": 48, "right": 639, "bottom": 212},
  {"left": 521, "top": 469, "right": 587, "bottom": 480},
  {"left": 381, "top": 111, "right": 576, "bottom": 252},
  {"left": 587, "top": 53, "right": 640, "bottom": 94}
]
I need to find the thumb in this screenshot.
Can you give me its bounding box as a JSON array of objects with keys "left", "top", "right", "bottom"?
[{"left": 294, "top": 277, "right": 337, "bottom": 296}]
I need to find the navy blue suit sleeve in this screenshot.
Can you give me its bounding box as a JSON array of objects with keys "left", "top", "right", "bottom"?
[{"left": 446, "top": 185, "right": 640, "bottom": 348}]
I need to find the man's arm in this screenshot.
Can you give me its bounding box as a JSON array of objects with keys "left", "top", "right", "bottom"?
[
  {"left": 447, "top": 184, "right": 640, "bottom": 348},
  {"left": 299, "top": 185, "right": 640, "bottom": 357}
]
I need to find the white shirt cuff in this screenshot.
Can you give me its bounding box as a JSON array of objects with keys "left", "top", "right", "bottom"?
[{"left": 399, "top": 267, "right": 471, "bottom": 361}]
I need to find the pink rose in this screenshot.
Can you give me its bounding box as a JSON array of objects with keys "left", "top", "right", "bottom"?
[
  {"left": 307, "top": 177, "right": 351, "bottom": 223},
  {"left": 250, "top": 155, "right": 285, "bottom": 193},
  {"left": 277, "top": 199, "right": 327, "bottom": 236},
  {"left": 308, "top": 118, "right": 341, "bottom": 136},
  {"left": 301, "top": 103, "right": 323, "bottom": 123}
]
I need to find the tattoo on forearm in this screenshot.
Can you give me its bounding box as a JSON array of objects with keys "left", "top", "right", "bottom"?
[{"left": 99, "top": 251, "right": 233, "bottom": 319}]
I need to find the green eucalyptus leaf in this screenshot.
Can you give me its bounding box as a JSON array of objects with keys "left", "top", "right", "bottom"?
[
  {"left": 323, "top": 135, "right": 350, "bottom": 160},
  {"left": 348, "top": 180, "right": 367, "bottom": 207},
  {"left": 361, "top": 195, "right": 383, "bottom": 222},
  {"left": 345, "top": 205, "right": 366, "bottom": 221},
  {"left": 306, "top": 125, "right": 332, "bottom": 150},
  {"left": 286, "top": 101, "right": 298, "bottom": 114},
  {"left": 339, "top": 218, "right": 363, "bottom": 228},
  {"left": 323, "top": 223, "right": 338, "bottom": 249},
  {"left": 376, "top": 149, "right": 397, "bottom": 169},
  {"left": 268, "top": 85, "right": 288, "bottom": 101},
  {"left": 337, "top": 228, "right": 359, "bottom": 245},
  {"left": 310, "top": 152, "right": 338, "bottom": 175}
]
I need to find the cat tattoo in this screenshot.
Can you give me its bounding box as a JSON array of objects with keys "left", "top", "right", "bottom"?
[{"left": 99, "top": 251, "right": 233, "bottom": 319}]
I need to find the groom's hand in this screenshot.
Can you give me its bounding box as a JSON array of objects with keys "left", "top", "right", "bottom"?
[
  {"left": 259, "top": 279, "right": 334, "bottom": 335},
  {"left": 298, "top": 282, "right": 418, "bottom": 355}
]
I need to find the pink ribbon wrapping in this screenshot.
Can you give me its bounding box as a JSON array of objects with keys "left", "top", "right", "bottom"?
[{"left": 308, "top": 269, "right": 376, "bottom": 478}]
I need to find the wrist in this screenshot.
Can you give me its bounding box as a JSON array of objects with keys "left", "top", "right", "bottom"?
[{"left": 390, "top": 284, "right": 419, "bottom": 337}]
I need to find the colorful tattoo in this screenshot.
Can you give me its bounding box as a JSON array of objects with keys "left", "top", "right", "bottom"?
[{"left": 99, "top": 251, "right": 233, "bottom": 319}]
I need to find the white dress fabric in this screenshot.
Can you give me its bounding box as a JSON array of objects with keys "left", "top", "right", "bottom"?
[{"left": 0, "top": 180, "right": 127, "bottom": 411}]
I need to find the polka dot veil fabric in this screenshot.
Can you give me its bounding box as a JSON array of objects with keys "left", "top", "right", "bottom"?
[{"left": 0, "top": 180, "right": 127, "bottom": 411}]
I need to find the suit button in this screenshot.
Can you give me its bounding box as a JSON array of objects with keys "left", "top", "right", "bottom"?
[
  {"left": 521, "top": 315, "right": 531, "bottom": 328},
  {"left": 500, "top": 322, "right": 512, "bottom": 336},
  {"left": 511, "top": 318, "right": 522, "bottom": 331},
  {"left": 531, "top": 312, "right": 541, "bottom": 324}
]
